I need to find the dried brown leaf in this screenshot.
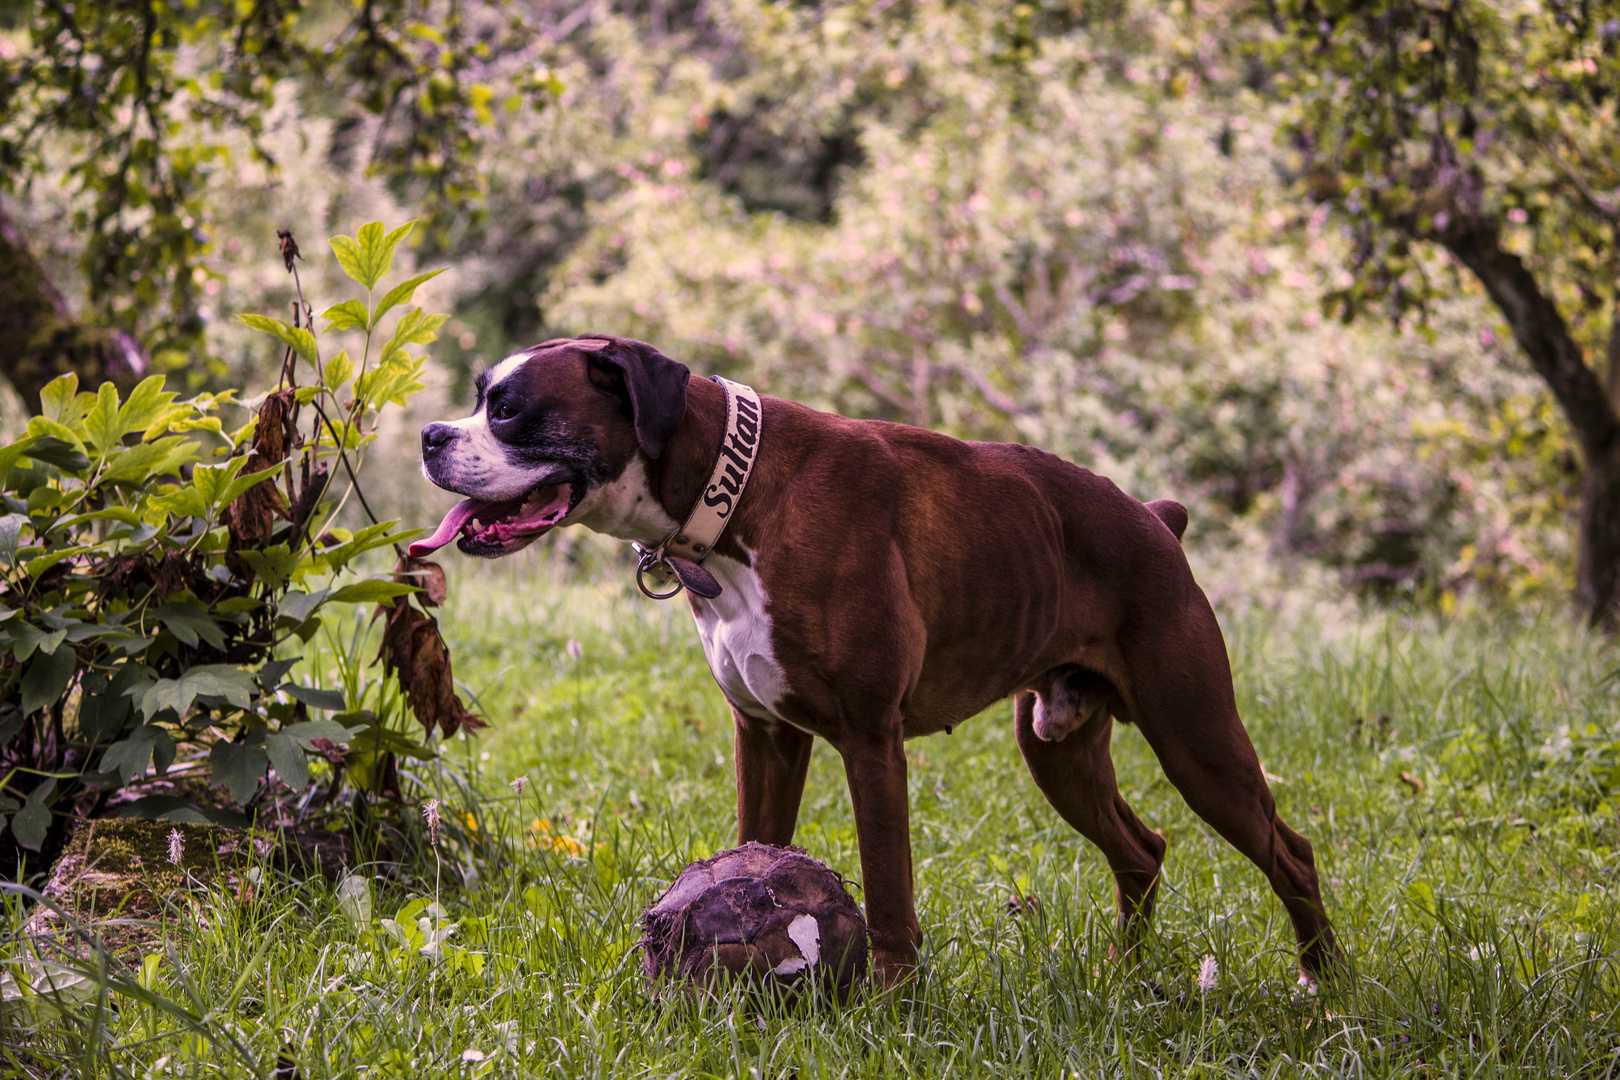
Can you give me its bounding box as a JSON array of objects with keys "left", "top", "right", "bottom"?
[
  {"left": 378, "top": 599, "right": 484, "bottom": 737},
  {"left": 391, "top": 554, "right": 447, "bottom": 607},
  {"left": 224, "top": 389, "right": 296, "bottom": 563}
]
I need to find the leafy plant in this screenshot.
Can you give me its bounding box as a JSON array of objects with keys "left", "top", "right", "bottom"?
[{"left": 0, "top": 220, "right": 480, "bottom": 878}]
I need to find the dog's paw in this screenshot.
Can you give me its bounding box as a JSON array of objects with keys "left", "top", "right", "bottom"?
[{"left": 866, "top": 949, "right": 921, "bottom": 993}]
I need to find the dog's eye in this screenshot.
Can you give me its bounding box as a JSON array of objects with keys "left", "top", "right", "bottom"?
[{"left": 490, "top": 401, "right": 518, "bottom": 422}]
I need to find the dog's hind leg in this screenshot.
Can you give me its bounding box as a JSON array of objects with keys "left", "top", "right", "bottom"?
[
  {"left": 1120, "top": 602, "right": 1342, "bottom": 981},
  {"left": 1014, "top": 689, "right": 1166, "bottom": 962},
  {"left": 732, "top": 707, "right": 815, "bottom": 847}
]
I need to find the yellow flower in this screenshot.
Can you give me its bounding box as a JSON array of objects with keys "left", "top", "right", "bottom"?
[{"left": 527, "top": 818, "right": 588, "bottom": 856}]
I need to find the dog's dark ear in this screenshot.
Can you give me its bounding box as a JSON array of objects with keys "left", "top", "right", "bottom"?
[{"left": 583, "top": 337, "right": 690, "bottom": 459}]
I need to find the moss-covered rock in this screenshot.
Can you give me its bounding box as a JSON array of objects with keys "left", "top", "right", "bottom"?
[{"left": 23, "top": 819, "right": 253, "bottom": 957}]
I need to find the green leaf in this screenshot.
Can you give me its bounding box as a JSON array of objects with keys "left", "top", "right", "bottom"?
[
  {"left": 0, "top": 513, "right": 28, "bottom": 565},
  {"left": 100, "top": 437, "right": 198, "bottom": 485},
  {"left": 217, "top": 462, "right": 285, "bottom": 509},
  {"left": 211, "top": 740, "right": 269, "bottom": 804},
  {"left": 148, "top": 485, "right": 209, "bottom": 520},
  {"left": 21, "top": 433, "right": 91, "bottom": 472},
  {"left": 354, "top": 355, "right": 429, "bottom": 410},
  {"left": 323, "top": 349, "right": 354, "bottom": 391},
  {"left": 348, "top": 723, "right": 436, "bottom": 760},
  {"left": 161, "top": 416, "right": 224, "bottom": 437},
  {"left": 188, "top": 456, "right": 251, "bottom": 504},
  {"left": 79, "top": 664, "right": 145, "bottom": 743},
  {"left": 0, "top": 707, "right": 22, "bottom": 749},
  {"left": 328, "top": 580, "right": 416, "bottom": 604},
  {"left": 331, "top": 220, "right": 417, "bottom": 291},
  {"left": 151, "top": 602, "right": 227, "bottom": 650},
  {"left": 283, "top": 718, "right": 356, "bottom": 742},
  {"left": 150, "top": 457, "right": 260, "bottom": 520},
  {"left": 101, "top": 725, "right": 173, "bottom": 783},
  {"left": 282, "top": 685, "right": 347, "bottom": 711},
  {"left": 10, "top": 622, "right": 68, "bottom": 663},
  {"left": 328, "top": 236, "right": 367, "bottom": 288},
  {"left": 117, "top": 376, "right": 177, "bottom": 439},
  {"left": 0, "top": 436, "right": 39, "bottom": 484},
  {"left": 237, "top": 313, "right": 318, "bottom": 364},
  {"left": 377, "top": 308, "right": 449, "bottom": 367},
  {"left": 370, "top": 269, "right": 446, "bottom": 330},
  {"left": 11, "top": 779, "right": 53, "bottom": 851},
  {"left": 83, "top": 382, "right": 122, "bottom": 453},
  {"left": 38, "top": 374, "right": 79, "bottom": 423},
  {"left": 21, "top": 647, "right": 76, "bottom": 715},
  {"left": 140, "top": 664, "right": 256, "bottom": 720},
  {"left": 277, "top": 590, "right": 330, "bottom": 624},
  {"left": 257, "top": 658, "right": 301, "bottom": 686},
  {"left": 241, "top": 545, "right": 299, "bottom": 590},
  {"left": 318, "top": 522, "right": 412, "bottom": 573},
  {"left": 264, "top": 731, "right": 309, "bottom": 791},
  {"left": 321, "top": 300, "right": 369, "bottom": 333},
  {"left": 50, "top": 507, "right": 144, "bottom": 535},
  {"left": 25, "top": 545, "right": 94, "bottom": 579}
]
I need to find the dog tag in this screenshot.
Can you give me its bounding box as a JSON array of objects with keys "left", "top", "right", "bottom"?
[{"left": 668, "top": 556, "right": 722, "bottom": 599}]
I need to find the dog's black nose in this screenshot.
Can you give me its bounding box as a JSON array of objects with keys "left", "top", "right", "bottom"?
[{"left": 421, "top": 423, "right": 458, "bottom": 457}]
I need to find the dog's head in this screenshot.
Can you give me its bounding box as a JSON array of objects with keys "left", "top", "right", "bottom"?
[{"left": 411, "top": 336, "right": 689, "bottom": 558}]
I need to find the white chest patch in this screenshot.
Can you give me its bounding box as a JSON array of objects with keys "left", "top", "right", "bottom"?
[{"left": 690, "top": 547, "right": 791, "bottom": 721}]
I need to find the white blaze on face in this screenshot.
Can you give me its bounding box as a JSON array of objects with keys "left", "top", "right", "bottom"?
[
  {"left": 421, "top": 352, "right": 556, "bottom": 501},
  {"left": 484, "top": 352, "right": 531, "bottom": 389}
]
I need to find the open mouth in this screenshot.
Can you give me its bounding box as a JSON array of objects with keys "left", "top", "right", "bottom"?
[{"left": 408, "top": 483, "right": 575, "bottom": 558}]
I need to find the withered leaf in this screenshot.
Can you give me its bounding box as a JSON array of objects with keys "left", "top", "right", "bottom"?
[
  {"left": 391, "top": 554, "right": 447, "bottom": 607},
  {"left": 224, "top": 389, "right": 295, "bottom": 559},
  {"left": 378, "top": 598, "right": 484, "bottom": 737},
  {"left": 308, "top": 737, "right": 347, "bottom": 764},
  {"left": 288, "top": 463, "right": 328, "bottom": 533},
  {"left": 111, "top": 551, "right": 197, "bottom": 594}
]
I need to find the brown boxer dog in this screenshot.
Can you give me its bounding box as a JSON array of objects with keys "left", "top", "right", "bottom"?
[{"left": 414, "top": 335, "right": 1341, "bottom": 985}]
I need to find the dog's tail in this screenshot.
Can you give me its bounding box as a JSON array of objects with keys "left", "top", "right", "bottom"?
[{"left": 1146, "top": 499, "right": 1188, "bottom": 542}]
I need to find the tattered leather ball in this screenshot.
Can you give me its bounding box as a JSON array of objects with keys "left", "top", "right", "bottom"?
[{"left": 640, "top": 842, "right": 867, "bottom": 997}]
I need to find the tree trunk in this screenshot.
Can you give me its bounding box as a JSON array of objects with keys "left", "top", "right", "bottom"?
[
  {"left": 0, "top": 202, "right": 147, "bottom": 412},
  {"left": 1440, "top": 217, "right": 1620, "bottom": 627},
  {"left": 1576, "top": 445, "right": 1620, "bottom": 628}
]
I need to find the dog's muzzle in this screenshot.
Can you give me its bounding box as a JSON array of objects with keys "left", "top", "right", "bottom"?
[{"left": 413, "top": 423, "right": 580, "bottom": 558}]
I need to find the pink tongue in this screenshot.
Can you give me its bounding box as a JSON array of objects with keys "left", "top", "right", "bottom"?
[{"left": 409, "top": 498, "right": 489, "bottom": 557}]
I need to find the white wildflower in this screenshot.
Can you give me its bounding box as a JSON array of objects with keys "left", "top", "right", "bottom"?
[
  {"left": 461, "top": 1049, "right": 486, "bottom": 1063},
  {"left": 166, "top": 829, "right": 184, "bottom": 866},
  {"left": 510, "top": 776, "right": 527, "bottom": 796},
  {"left": 424, "top": 799, "right": 443, "bottom": 846},
  {"left": 1197, "top": 954, "right": 1218, "bottom": 994},
  {"left": 565, "top": 639, "right": 583, "bottom": 661}
]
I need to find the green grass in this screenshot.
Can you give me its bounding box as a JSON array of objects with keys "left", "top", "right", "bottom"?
[{"left": 8, "top": 555, "right": 1620, "bottom": 1077}]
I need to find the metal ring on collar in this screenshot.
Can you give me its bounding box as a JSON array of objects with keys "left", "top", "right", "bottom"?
[{"left": 634, "top": 545, "right": 685, "bottom": 601}]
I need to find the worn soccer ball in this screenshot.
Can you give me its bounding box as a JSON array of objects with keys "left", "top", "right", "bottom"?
[{"left": 640, "top": 842, "right": 868, "bottom": 997}]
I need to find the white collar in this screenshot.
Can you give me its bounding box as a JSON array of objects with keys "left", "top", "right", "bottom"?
[{"left": 635, "top": 376, "right": 762, "bottom": 599}]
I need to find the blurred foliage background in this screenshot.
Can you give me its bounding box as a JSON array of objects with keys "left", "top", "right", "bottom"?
[{"left": 3, "top": 0, "right": 1614, "bottom": 618}]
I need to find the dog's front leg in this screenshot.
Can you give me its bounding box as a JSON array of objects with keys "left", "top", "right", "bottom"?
[
  {"left": 838, "top": 722, "right": 921, "bottom": 986},
  {"left": 732, "top": 707, "right": 814, "bottom": 847}
]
